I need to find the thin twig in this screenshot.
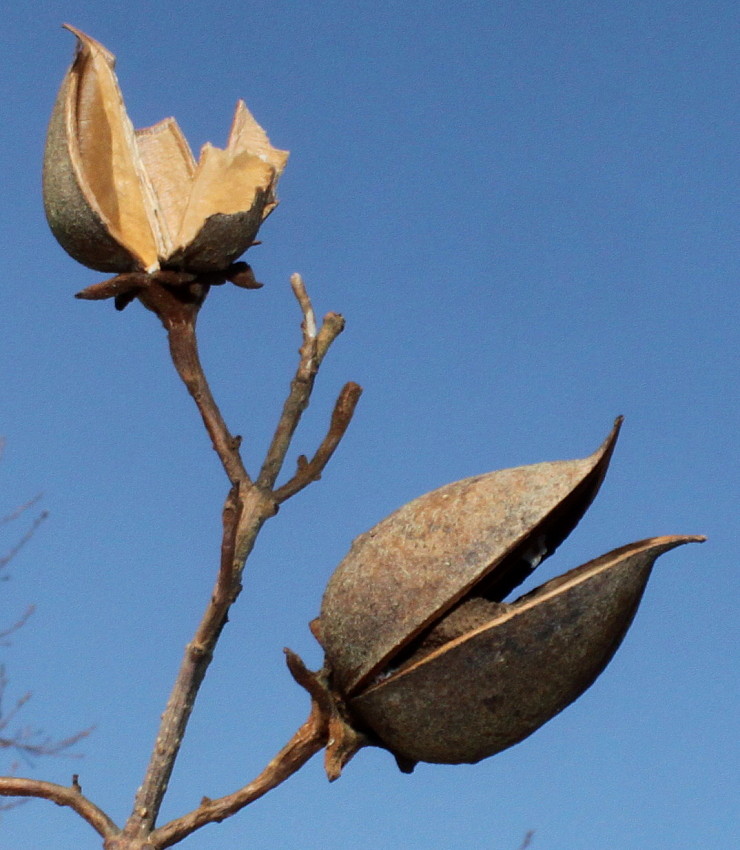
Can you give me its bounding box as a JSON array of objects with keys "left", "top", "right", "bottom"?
[
  {"left": 0, "top": 511, "right": 48, "bottom": 571},
  {"left": 124, "top": 273, "right": 351, "bottom": 838},
  {"left": 274, "top": 382, "right": 362, "bottom": 503},
  {"left": 0, "top": 776, "right": 118, "bottom": 839},
  {"left": 152, "top": 709, "right": 327, "bottom": 848},
  {"left": 0, "top": 605, "right": 35, "bottom": 643},
  {"left": 257, "top": 275, "right": 347, "bottom": 491},
  {"left": 165, "top": 318, "right": 252, "bottom": 487},
  {"left": 123, "top": 337, "right": 273, "bottom": 838}
]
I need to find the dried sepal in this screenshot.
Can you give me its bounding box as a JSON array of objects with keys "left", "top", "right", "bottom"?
[
  {"left": 43, "top": 26, "right": 288, "bottom": 275},
  {"left": 284, "top": 649, "right": 369, "bottom": 781}
]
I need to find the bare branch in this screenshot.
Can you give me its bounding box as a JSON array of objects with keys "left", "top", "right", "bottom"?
[
  {"left": 517, "top": 830, "right": 536, "bottom": 850},
  {"left": 0, "top": 667, "right": 31, "bottom": 733},
  {"left": 165, "top": 318, "right": 252, "bottom": 488},
  {"left": 0, "top": 606, "right": 34, "bottom": 644},
  {"left": 125, "top": 483, "right": 277, "bottom": 835},
  {"left": 258, "top": 276, "right": 347, "bottom": 492},
  {"left": 290, "top": 272, "right": 318, "bottom": 343},
  {"left": 315, "top": 312, "right": 346, "bottom": 365},
  {"left": 274, "top": 381, "right": 362, "bottom": 503},
  {"left": 152, "top": 708, "right": 326, "bottom": 848},
  {"left": 0, "top": 796, "right": 28, "bottom": 813},
  {"left": 0, "top": 666, "right": 93, "bottom": 764},
  {"left": 0, "top": 510, "right": 48, "bottom": 572},
  {"left": 0, "top": 487, "right": 91, "bottom": 776},
  {"left": 0, "top": 776, "right": 118, "bottom": 839},
  {"left": 112, "top": 273, "right": 355, "bottom": 841},
  {"left": 0, "top": 493, "right": 42, "bottom": 526},
  {"left": 0, "top": 725, "right": 94, "bottom": 758}
]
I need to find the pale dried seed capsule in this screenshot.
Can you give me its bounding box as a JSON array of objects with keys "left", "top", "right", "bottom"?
[{"left": 43, "top": 26, "right": 288, "bottom": 274}]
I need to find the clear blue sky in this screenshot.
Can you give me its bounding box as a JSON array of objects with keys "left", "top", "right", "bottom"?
[{"left": 0, "top": 1, "right": 737, "bottom": 848}]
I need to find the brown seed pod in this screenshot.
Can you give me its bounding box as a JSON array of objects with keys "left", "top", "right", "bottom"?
[
  {"left": 350, "top": 535, "right": 703, "bottom": 765},
  {"left": 314, "top": 421, "right": 704, "bottom": 769},
  {"left": 43, "top": 26, "right": 288, "bottom": 274},
  {"left": 319, "top": 419, "right": 622, "bottom": 696}
]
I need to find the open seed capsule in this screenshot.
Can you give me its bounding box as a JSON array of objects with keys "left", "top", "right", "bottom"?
[
  {"left": 349, "top": 535, "right": 702, "bottom": 765},
  {"left": 314, "top": 421, "right": 704, "bottom": 768},
  {"left": 43, "top": 27, "right": 288, "bottom": 274}
]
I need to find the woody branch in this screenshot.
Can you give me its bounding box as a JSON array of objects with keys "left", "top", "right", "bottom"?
[
  {"left": 0, "top": 274, "right": 360, "bottom": 848},
  {"left": 120, "top": 273, "right": 359, "bottom": 841}
]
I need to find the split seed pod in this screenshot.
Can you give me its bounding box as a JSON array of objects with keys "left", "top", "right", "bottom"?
[
  {"left": 314, "top": 420, "right": 704, "bottom": 769},
  {"left": 43, "top": 26, "right": 288, "bottom": 274}
]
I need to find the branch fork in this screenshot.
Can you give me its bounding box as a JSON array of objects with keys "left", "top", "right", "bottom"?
[{"left": 0, "top": 272, "right": 361, "bottom": 847}]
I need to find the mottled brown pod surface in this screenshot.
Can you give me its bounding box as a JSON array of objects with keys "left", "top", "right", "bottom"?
[
  {"left": 350, "top": 536, "right": 703, "bottom": 764},
  {"left": 314, "top": 422, "right": 704, "bottom": 770},
  {"left": 319, "top": 420, "right": 622, "bottom": 695}
]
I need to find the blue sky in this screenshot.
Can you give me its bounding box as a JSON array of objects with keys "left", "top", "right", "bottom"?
[{"left": 0, "top": 1, "right": 737, "bottom": 848}]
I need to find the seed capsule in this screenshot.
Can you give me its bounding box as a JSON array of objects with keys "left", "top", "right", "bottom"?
[
  {"left": 350, "top": 535, "right": 702, "bottom": 765},
  {"left": 314, "top": 421, "right": 704, "bottom": 768},
  {"left": 43, "top": 26, "right": 288, "bottom": 274}
]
